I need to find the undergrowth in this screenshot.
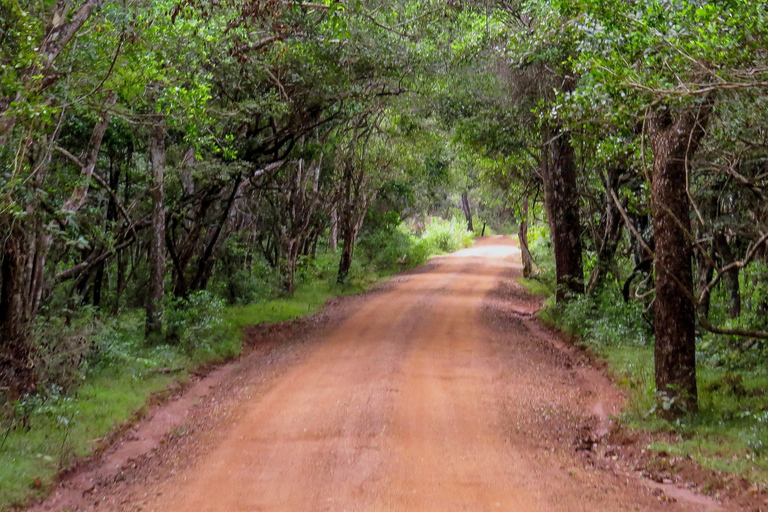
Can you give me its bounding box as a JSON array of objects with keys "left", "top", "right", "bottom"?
[{"left": 521, "top": 223, "right": 768, "bottom": 487}]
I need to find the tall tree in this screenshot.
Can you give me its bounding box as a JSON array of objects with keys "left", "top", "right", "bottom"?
[
  {"left": 542, "top": 125, "right": 584, "bottom": 300},
  {"left": 146, "top": 110, "right": 166, "bottom": 340},
  {"left": 648, "top": 101, "right": 712, "bottom": 417}
]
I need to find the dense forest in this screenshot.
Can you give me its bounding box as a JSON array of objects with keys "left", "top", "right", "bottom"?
[{"left": 2, "top": 0, "right": 768, "bottom": 506}]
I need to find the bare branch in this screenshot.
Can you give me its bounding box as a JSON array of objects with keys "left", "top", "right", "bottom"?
[
  {"left": 698, "top": 231, "right": 768, "bottom": 307},
  {"left": 609, "top": 188, "right": 654, "bottom": 258},
  {"left": 699, "top": 315, "right": 768, "bottom": 340}
]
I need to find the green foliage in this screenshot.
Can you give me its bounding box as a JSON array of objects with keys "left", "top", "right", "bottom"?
[
  {"left": 620, "top": 360, "right": 768, "bottom": 486},
  {"left": 553, "top": 290, "right": 652, "bottom": 348},
  {"left": 699, "top": 263, "right": 768, "bottom": 370},
  {"left": 6, "top": 0, "right": 768, "bottom": 500},
  {"left": 32, "top": 315, "right": 101, "bottom": 393},
  {"left": 361, "top": 223, "right": 431, "bottom": 270},
  {"left": 0, "top": 321, "right": 184, "bottom": 509},
  {"left": 165, "top": 291, "right": 241, "bottom": 361},
  {"left": 419, "top": 216, "right": 475, "bottom": 254},
  {"left": 360, "top": 216, "right": 474, "bottom": 272}
]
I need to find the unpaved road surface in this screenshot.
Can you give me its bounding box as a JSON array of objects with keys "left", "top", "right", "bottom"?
[{"left": 36, "top": 237, "right": 730, "bottom": 512}]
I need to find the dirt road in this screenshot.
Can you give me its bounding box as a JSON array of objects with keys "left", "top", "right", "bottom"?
[{"left": 40, "top": 237, "right": 729, "bottom": 512}]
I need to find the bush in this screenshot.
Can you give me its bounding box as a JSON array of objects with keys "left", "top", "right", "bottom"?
[
  {"left": 368, "top": 225, "right": 430, "bottom": 269},
  {"left": 420, "top": 216, "right": 474, "bottom": 254},
  {"left": 295, "top": 252, "right": 339, "bottom": 284},
  {"left": 213, "top": 258, "right": 283, "bottom": 305},
  {"left": 33, "top": 315, "right": 101, "bottom": 393},
  {"left": 697, "top": 262, "right": 768, "bottom": 370},
  {"left": 165, "top": 291, "right": 239, "bottom": 356},
  {"left": 359, "top": 216, "right": 473, "bottom": 272},
  {"left": 554, "top": 288, "right": 652, "bottom": 348}
]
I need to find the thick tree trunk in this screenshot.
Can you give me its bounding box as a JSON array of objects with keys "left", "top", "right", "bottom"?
[
  {"left": 519, "top": 197, "right": 533, "bottom": 278},
  {"left": 461, "top": 192, "right": 474, "bottom": 232},
  {"left": 0, "top": 230, "right": 36, "bottom": 398},
  {"left": 145, "top": 118, "right": 166, "bottom": 341},
  {"left": 648, "top": 101, "right": 711, "bottom": 418},
  {"left": 542, "top": 127, "right": 584, "bottom": 302},
  {"left": 714, "top": 231, "right": 741, "bottom": 319}
]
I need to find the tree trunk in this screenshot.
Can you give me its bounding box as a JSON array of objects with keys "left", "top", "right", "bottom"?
[
  {"left": 461, "top": 192, "right": 474, "bottom": 232},
  {"left": 311, "top": 230, "right": 319, "bottom": 259},
  {"left": 283, "top": 242, "right": 299, "bottom": 294},
  {"left": 648, "top": 101, "right": 712, "bottom": 418},
  {"left": 519, "top": 197, "right": 534, "bottom": 278},
  {"left": 337, "top": 226, "right": 357, "bottom": 284},
  {"left": 145, "top": 117, "right": 166, "bottom": 341},
  {"left": 0, "top": 230, "right": 36, "bottom": 398},
  {"left": 694, "top": 243, "right": 714, "bottom": 320},
  {"left": 113, "top": 249, "right": 126, "bottom": 315},
  {"left": 542, "top": 126, "right": 584, "bottom": 302},
  {"left": 586, "top": 167, "right": 624, "bottom": 295},
  {"left": 92, "top": 261, "right": 104, "bottom": 308},
  {"left": 336, "top": 188, "right": 368, "bottom": 285},
  {"left": 190, "top": 177, "right": 243, "bottom": 293},
  {"left": 329, "top": 206, "right": 338, "bottom": 252},
  {"left": 714, "top": 231, "right": 741, "bottom": 319}
]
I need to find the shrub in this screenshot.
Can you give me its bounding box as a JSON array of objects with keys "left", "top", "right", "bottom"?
[
  {"left": 377, "top": 226, "right": 430, "bottom": 269},
  {"left": 555, "top": 288, "right": 652, "bottom": 348},
  {"left": 698, "top": 262, "right": 768, "bottom": 370},
  {"left": 32, "top": 313, "right": 103, "bottom": 394},
  {"left": 213, "top": 258, "right": 283, "bottom": 305},
  {"left": 165, "top": 291, "right": 238, "bottom": 355},
  {"left": 420, "top": 216, "right": 474, "bottom": 254}
]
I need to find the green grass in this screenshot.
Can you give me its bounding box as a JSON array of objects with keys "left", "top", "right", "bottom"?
[
  {"left": 226, "top": 278, "right": 375, "bottom": 329},
  {"left": 517, "top": 277, "right": 553, "bottom": 297},
  {"left": 0, "top": 369, "right": 179, "bottom": 508}
]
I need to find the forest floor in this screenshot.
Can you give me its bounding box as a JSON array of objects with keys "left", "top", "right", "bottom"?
[{"left": 27, "top": 237, "right": 747, "bottom": 512}]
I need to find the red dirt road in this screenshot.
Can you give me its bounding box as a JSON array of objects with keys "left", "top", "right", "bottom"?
[{"left": 41, "top": 237, "right": 730, "bottom": 512}]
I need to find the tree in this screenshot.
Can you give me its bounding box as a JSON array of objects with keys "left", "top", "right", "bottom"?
[
  {"left": 146, "top": 109, "right": 166, "bottom": 340},
  {"left": 647, "top": 101, "right": 712, "bottom": 417},
  {"left": 541, "top": 123, "right": 584, "bottom": 300}
]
